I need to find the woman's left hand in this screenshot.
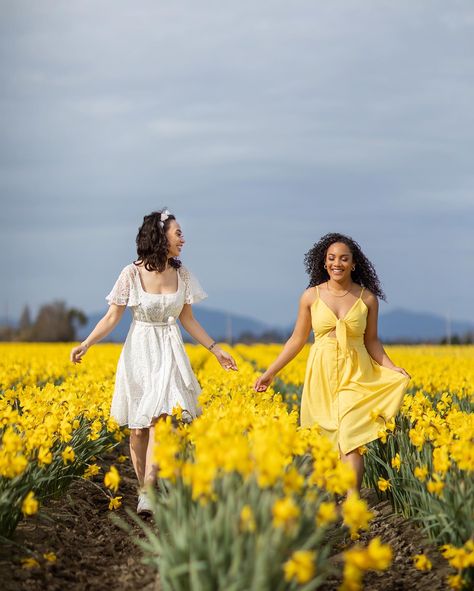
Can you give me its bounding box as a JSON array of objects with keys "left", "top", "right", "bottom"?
[
  {"left": 391, "top": 366, "right": 411, "bottom": 379},
  {"left": 214, "top": 348, "right": 238, "bottom": 371}
]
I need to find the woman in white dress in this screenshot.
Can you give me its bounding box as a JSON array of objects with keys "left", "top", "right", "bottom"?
[{"left": 70, "top": 209, "right": 237, "bottom": 514}]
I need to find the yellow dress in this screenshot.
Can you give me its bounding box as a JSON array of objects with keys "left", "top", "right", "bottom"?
[{"left": 300, "top": 285, "right": 410, "bottom": 454}]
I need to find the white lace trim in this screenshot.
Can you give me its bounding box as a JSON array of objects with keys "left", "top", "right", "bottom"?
[
  {"left": 105, "top": 263, "right": 207, "bottom": 307},
  {"left": 105, "top": 265, "right": 140, "bottom": 307},
  {"left": 178, "top": 265, "right": 208, "bottom": 304}
]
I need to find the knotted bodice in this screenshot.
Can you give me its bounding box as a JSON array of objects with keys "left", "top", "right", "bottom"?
[{"left": 311, "top": 286, "right": 368, "bottom": 355}]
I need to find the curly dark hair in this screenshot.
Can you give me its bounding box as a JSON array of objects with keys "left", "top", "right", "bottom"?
[
  {"left": 304, "top": 232, "right": 386, "bottom": 300},
  {"left": 134, "top": 209, "right": 182, "bottom": 273}
]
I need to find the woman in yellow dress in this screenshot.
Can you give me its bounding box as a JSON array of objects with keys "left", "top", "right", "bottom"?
[{"left": 254, "top": 232, "right": 410, "bottom": 491}]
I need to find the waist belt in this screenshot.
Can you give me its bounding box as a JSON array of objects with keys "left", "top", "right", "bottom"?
[{"left": 132, "top": 317, "right": 194, "bottom": 387}]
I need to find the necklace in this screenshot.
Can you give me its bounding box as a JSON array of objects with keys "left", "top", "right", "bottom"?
[{"left": 326, "top": 281, "right": 353, "bottom": 297}]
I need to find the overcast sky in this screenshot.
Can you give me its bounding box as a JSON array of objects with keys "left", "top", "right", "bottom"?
[{"left": 1, "top": 0, "right": 473, "bottom": 328}]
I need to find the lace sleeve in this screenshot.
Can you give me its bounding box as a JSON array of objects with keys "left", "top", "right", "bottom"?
[
  {"left": 105, "top": 265, "right": 140, "bottom": 307},
  {"left": 179, "top": 265, "right": 208, "bottom": 305}
]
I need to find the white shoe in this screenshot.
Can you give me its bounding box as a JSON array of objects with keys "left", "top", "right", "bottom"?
[{"left": 137, "top": 491, "right": 153, "bottom": 516}]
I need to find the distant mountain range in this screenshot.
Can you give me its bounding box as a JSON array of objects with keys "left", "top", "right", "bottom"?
[
  {"left": 2, "top": 306, "right": 473, "bottom": 343},
  {"left": 377, "top": 308, "right": 473, "bottom": 342},
  {"left": 74, "top": 306, "right": 474, "bottom": 343}
]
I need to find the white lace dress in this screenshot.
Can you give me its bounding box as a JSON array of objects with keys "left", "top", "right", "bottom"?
[{"left": 105, "top": 263, "right": 207, "bottom": 429}]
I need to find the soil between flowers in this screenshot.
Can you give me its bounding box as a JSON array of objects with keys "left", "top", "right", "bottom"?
[
  {"left": 0, "top": 444, "right": 158, "bottom": 591},
  {"left": 322, "top": 488, "right": 451, "bottom": 591},
  {"left": 0, "top": 448, "right": 450, "bottom": 591}
]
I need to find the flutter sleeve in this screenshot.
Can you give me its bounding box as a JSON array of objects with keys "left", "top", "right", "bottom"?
[
  {"left": 179, "top": 265, "right": 208, "bottom": 305},
  {"left": 105, "top": 265, "right": 140, "bottom": 307}
]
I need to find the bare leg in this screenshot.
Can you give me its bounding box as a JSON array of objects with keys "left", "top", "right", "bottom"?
[
  {"left": 144, "top": 413, "right": 169, "bottom": 487},
  {"left": 129, "top": 428, "right": 150, "bottom": 488},
  {"left": 339, "top": 445, "right": 364, "bottom": 493}
]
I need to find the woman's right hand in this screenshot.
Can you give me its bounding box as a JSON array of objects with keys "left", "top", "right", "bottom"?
[
  {"left": 254, "top": 371, "right": 275, "bottom": 392},
  {"left": 70, "top": 343, "right": 89, "bottom": 364}
]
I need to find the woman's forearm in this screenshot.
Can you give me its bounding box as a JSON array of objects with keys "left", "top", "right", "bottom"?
[
  {"left": 266, "top": 336, "right": 306, "bottom": 377},
  {"left": 365, "top": 338, "right": 396, "bottom": 368},
  {"left": 82, "top": 314, "right": 123, "bottom": 347},
  {"left": 180, "top": 316, "right": 215, "bottom": 349}
]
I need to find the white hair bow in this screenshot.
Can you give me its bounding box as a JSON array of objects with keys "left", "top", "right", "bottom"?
[{"left": 160, "top": 209, "right": 171, "bottom": 225}]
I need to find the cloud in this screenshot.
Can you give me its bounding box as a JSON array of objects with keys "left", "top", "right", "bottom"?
[{"left": 1, "top": 0, "right": 474, "bottom": 324}]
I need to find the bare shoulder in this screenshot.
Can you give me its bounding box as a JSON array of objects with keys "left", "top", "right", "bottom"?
[
  {"left": 361, "top": 287, "right": 378, "bottom": 309},
  {"left": 300, "top": 286, "right": 318, "bottom": 307}
]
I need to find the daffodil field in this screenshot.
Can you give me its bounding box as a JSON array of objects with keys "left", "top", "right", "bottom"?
[
  {"left": 235, "top": 344, "right": 474, "bottom": 589},
  {"left": 1, "top": 343, "right": 473, "bottom": 590},
  {"left": 0, "top": 344, "right": 124, "bottom": 538}
]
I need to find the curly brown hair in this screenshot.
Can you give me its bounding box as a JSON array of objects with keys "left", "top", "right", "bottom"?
[
  {"left": 304, "top": 232, "right": 386, "bottom": 300},
  {"left": 134, "top": 210, "right": 182, "bottom": 273}
]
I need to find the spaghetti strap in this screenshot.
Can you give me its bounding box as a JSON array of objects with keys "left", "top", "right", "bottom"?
[
  {"left": 316, "top": 285, "right": 320, "bottom": 297},
  {"left": 359, "top": 286, "right": 365, "bottom": 299}
]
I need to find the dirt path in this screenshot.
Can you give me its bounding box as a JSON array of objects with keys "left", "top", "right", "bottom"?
[
  {"left": 0, "top": 444, "right": 158, "bottom": 591},
  {"left": 1, "top": 450, "right": 450, "bottom": 591},
  {"left": 322, "top": 488, "right": 450, "bottom": 590}
]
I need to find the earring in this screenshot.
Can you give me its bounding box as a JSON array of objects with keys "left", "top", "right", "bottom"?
[
  {"left": 324, "top": 264, "right": 327, "bottom": 269},
  {"left": 352, "top": 266, "right": 355, "bottom": 271}
]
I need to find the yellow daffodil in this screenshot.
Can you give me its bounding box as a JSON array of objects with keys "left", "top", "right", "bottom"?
[
  {"left": 413, "top": 554, "right": 432, "bottom": 571},
  {"left": 341, "top": 538, "right": 392, "bottom": 591},
  {"left": 366, "top": 537, "right": 392, "bottom": 570},
  {"left": 341, "top": 493, "right": 373, "bottom": 535},
  {"left": 43, "top": 552, "right": 57, "bottom": 563},
  {"left": 446, "top": 574, "right": 464, "bottom": 590},
  {"left": 104, "top": 465, "right": 120, "bottom": 493},
  {"left": 61, "top": 446, "right": 75, "bottom": 465},
  {"left": 316, "top": 501, "right": 338, "bottom": 527},
  {"left": 283, "top": 550, "right": 316, "bottom": 584},
  {"left": 83, "top": 464, "right": 101, "bottom": 479},
  {"left": 391, "top": 453, "right": 401, "bottom": 471},
  {"left": 108, "top": 496, "right": 122, "bottom": 510},
  {"left": 37, "top": 447, "right": 53, "bottom": 466},
  {"left": 21, "top": 491, "right": 39, "bottom": 516},
  {"left": 427, "top": 474, "right": 444, "bottom": 497},
  {"left": 377, "top": 477, "right": 391, "bottom": 492},
  {"left": 21, "top": 557, "right": 40, "bottom": 569},
  {"left": 414, "top": 465, "right": 428, "bottom": 481},
  {"left": 272, "top": 497, "right": 300, "bottom": 531},
  {"left": 239, "top": 505, "right": 256, "bottom": 533}
]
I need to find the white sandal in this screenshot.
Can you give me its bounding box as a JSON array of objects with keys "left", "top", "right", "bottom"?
[{"left": 137, "top": 490, "right": 153, "bottom": 516}]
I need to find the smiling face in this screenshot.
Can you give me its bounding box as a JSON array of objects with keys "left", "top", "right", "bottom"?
[
  {"left": 166, "top": 219, "right": 185, "bottom": 258},
  {"left": 325, "top": 241, "right": 354, "bottom": 282}
]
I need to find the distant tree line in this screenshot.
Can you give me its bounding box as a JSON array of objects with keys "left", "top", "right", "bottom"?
[
  {"left": 439, "top": 332, "right": 473, "bottom": 345},
  {"left": 0, "top": 302, "right": 87, "bottom": 342},
  {"left": 237, "top": 329, "right": 292, "bottom": 344}
]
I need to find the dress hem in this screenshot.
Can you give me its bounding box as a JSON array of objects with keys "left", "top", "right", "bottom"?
[
  {"left": 340, "top": 432, "right": 384, "bottom": 455},
  {"left": 112, "top": 407, "right": 198, "bottom": 429}
]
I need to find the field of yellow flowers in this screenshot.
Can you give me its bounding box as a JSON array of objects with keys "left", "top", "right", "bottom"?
[
  {"left": 1, "top": 343, "right": 473, "bottom": 590},
  {"left": 236, "top": 344, "right": 474, "bottom": 589},
  {"left": 0, "top": 344, "right": 125, "bottom": 538}
]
